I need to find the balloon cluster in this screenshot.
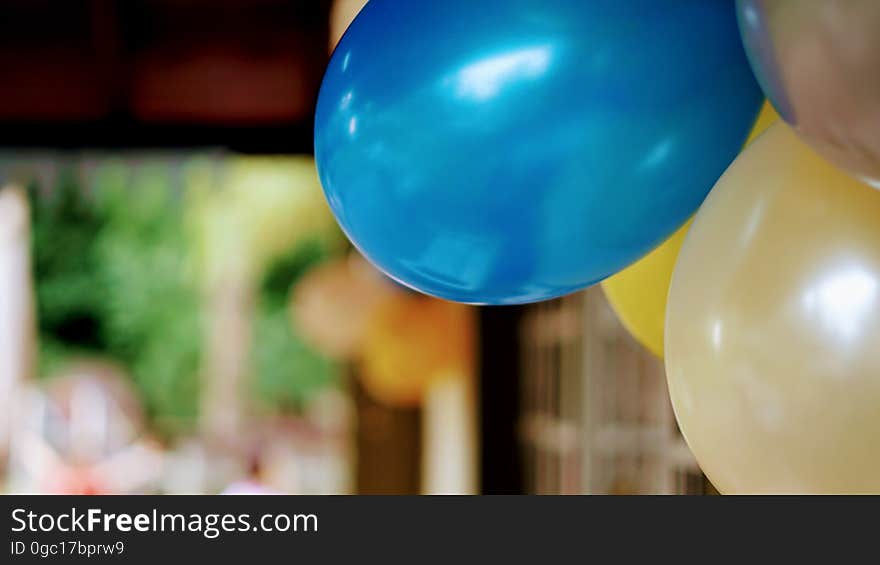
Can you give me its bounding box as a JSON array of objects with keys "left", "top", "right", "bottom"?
[
  {"left": 316, "top": 1, "right": 880, "bottom": 492},
  {"left": 601, "top": 102, "right": 779, "bottom": 358},
  {"left": 665, "top": 1, "right": 880, "bottom": 494}
]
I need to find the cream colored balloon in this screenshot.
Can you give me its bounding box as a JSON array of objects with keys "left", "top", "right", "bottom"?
[
  {"left": 666, "top": 123, "right": 880, "bottom": 494},
  {"left": 330, "top": 0, "right": 369, "bottom": 51}
]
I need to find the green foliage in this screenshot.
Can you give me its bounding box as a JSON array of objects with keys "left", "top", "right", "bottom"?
[
  {"left": 93, "top": 162, "right": 201, "bottom": 431},
  {"left": 27, "top": 160, "right": 201, "bottom": 434},
  {"left": 23, "top": 155, "right": 344, "bottom": 435},
  {"left": 253, "top": 239, "right": 340, "bottom": 412},
  {"left": 28, "top": 169, "right": 107, "bottom": 354},
  {"left": 252, "top": 303, "right": 339, "bottom": 413}
]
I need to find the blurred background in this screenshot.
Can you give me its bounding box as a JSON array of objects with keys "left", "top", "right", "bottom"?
[{"left": 0, "top": 0, "right": 712, "bottom": 495}]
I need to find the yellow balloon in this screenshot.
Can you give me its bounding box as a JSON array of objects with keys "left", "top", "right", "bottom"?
[
  {"left": 744, "top": 100, "right": 780, "bottom": 147},
  {"left": 359, "top": 294, "right": 475, "bottom": 407},
  {"left": 600, "top": 221, "right": 689, "bottom": 357},
  {"left": 666, "top": 123, "right": 880, "bottom": 493},
  {"left": 601, "top": 102, "right": 778, "bottom": 357}
]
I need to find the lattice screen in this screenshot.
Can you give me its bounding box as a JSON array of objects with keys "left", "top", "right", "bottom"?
[{"left": 519, "top": 287, "right": 713, "bottom": 495}]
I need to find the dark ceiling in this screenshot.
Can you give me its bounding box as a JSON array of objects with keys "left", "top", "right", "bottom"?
[{"left": 0, "top": 0, "right": 333, "bottom": 152}]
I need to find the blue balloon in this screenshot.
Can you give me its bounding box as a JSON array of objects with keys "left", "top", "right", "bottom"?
[{"left": 315, "top": 0, "right": 762, "bottom": 304}]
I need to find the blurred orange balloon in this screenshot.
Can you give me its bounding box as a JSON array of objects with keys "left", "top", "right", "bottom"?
[
  {"left": 359, "top": 294, "right": 475, "bottom": 407},
  {"left": 291, "top": 253, "right": 393, "bottom": 360}
]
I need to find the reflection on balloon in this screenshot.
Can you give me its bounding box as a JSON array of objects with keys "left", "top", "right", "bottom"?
[
  {"left": 316, "top": 0, "right": 762, "bottom": 303},
  {"left": 737, "top": 0, "right": 880, "bottom": 187},
  {"left": 666, "top": 123, "right": 880, "bottom": 493},
  {"left": 359, "top": 294, "right": 475, "bottom": 407},
  {"left": 601, "top": 102, "right": 778, "bottom": 357}
]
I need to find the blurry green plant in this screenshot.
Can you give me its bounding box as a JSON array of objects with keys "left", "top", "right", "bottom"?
[
  {"left": 24, "top": 155, "right": 344, "bottom": 436},
  {"left": 29, "top": 169, "right": 108, "bottom": 369},
  {"left": 93, "top": 161, "right": 202, "bottom": 432},
  {"left": 254, "top": 238, "right": 340, "bottom": 412},
  {"left": 28, "top": 160, "right": 201, "bottom": 434}
]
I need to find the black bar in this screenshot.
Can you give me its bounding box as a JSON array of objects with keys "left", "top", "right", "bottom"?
[
  {"left": 0, "top": 495, "right": 869, "bottom": 563},
  {"left": 479, "top": 306, "right": 526, "bottom": 494}
]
